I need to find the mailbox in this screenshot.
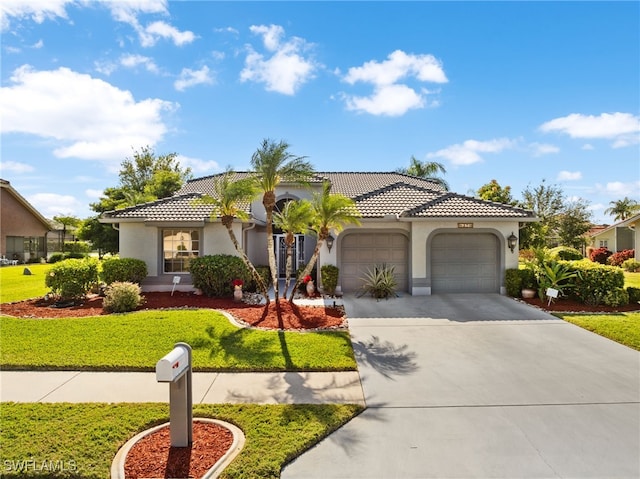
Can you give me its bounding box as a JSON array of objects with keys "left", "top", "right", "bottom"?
[{"left": 156, "top": 345, "right": 190, "bottom": 382}]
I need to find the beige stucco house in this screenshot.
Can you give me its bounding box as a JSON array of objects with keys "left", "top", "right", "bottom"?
[
  {"left": 587, "top": 217, "right": 636, "bottom": 253},
  {"left": 100, "top": 172, "right": 537, "bottom": 295}
]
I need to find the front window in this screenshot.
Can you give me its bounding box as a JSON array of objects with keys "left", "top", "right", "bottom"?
[
  {"left": 599, "top": 240, "right": 608, "bottom": 248},
  {"left": 163, "top": 229, "right": 199, "bottom": 273}
]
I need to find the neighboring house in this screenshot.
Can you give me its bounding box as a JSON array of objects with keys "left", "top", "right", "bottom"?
[
  {"left": 0, "top": 179, "right": 51, "bottom": 263},
  {"left": 587, "top": 218, "right": 636, "bottom": 253},
  {"left": 100, "top": 172, "right": 536, "bottom": 295},
  {"left": 605, "top": 213, "right": 639, "bottom": 260}
]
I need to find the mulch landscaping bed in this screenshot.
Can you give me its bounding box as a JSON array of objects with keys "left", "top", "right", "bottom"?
[{"left": 520, "top": 296, "right": 640, "bottom": 313}]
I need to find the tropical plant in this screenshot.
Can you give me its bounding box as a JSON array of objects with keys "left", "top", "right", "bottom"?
[
  {"left": 358, "top": 263, "right": 398, "bottom": 300},
  {"left": 607, "top": 249, "right": 635, "bottom": 267},
  {"left": 273, "top": 199, "right": 313, "bottom": 298},
  {"left": 589, "top": 247, "right": 612, "bottom": 264},
  {"left": 288, "top": 181, "right": 362, "bottom": 301},
  {"left": 321, "top": 264, "right": 340, "bottom": 296},
  {"left": 536, "top": 261, "right": 576, "bottom": 301},
  {"left": 194, "top": 170, "right": 268, "bottom": 298},
  {"left": 52, "top": 215, "right": 81, "bottom": 254},
  {"left": 396, "top": 155, "right": 449, "bottom": 190},
  {"left": 604, "top": 197, "right": 640, "bottom": 221},
  {"left": 250, "top": 139, "right": 314, "bottom": 304}
]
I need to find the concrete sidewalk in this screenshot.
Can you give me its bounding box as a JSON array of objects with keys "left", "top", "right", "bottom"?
[{"left": 0, "top": 370, "right": 364, "bottom": 405}]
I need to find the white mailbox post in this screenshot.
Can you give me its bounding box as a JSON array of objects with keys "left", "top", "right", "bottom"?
[{"left": 156, "top": 342, "right": 192, "bottom": 447}]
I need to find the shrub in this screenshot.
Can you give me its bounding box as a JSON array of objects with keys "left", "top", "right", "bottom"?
[
  {"left": 536, "top": 261, "right": 576, "bottom": 301},
  {"left": 518, "top": 248, "right": 536, "bottom": 263},
  {"left": 45, "top": 258, "right": 99, "bottom": 301},
  {"left": 603, "top": 288, "right": 629, "bottom": 307},
  {"left": 246, "top": 265, "right": 270, "bottom": 293},
  {"left": 520, "top": 268, "right": 537, "bottom": 290},
  {"left": 102, "top": 281, "right": 144, "bottom": 313},
  {"left": 505, "top": 269, "right": 522, "bottom": 297},
  {"left": 562, "top": 259, "right": 624, "bottom": 306},
  {"left": 358, "top": 263, "right": 398, "bottom": 300},
  {"left": 64, "top": 241, "right": 91, "bottom": 254},
  {"left": 627, "top": 287, "right": 640, "bottom": 304},
  {"left": 189, "top": 255, "right": 251, "bottom": 297},
  {"left": 607, "top": 249, "right": 635, "bottom": 267},
  {"left": 321, "top": 264, "right": 340, "bottom": 296},
  {"left": 101, "top": 257, "right": 148, "bottom": 285},
  {"left": 622, "top": 259, "right": 640, "bottom": 272},
  {"left": 48, "top": 253, "right": 65, "bottom": 263},
  {"left": 548, "top": 246, "right": 583, "bottom": 261},
  {"left": 589, "top": 247, "right": 612, "bottom": 264}
]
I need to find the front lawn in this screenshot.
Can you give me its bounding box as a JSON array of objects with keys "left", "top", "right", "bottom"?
[
  {"left": 0, "top": 402, "right": 363, "bottom": 479},
  {"left": 556, "top": 312, "right": 640, "bottom": 351},
  {"left": 0, "top": 263, "right": 50, "bottom": 303},
  {"left": 624, "top": 271, "right": 640, "bottom": 289},
  {"left": 0, "top": 310, "right": 356, "bottom": 371}
]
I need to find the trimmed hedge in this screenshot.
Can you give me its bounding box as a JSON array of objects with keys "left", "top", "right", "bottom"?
[
  {"left": 622, "top": 259, "right": 640, "bottom": 272},
  {"left": 189, "top": 255, "right": 251, "bottom": 297},
  {"left": 505, "top": 269, "right": 522, "bottom": 297},
  {"left": 321, "top": 264, "right": 340, "bottom": 296},
  {"left": 103, "top": 281, "right": 144, "bottom": 313},
  {"left": 627, "top": 287, "right": 640, "bottom": 304},
  {"left": 548, "top": 246, "right": 583, "bottom": 261},
  {"left": 603, "top": 288, "right": 629, "bottom": 307},
  {"left": 45, "top": 258, "right": 99, "bottom": 301},
  {"left": 560, "top": 259, "right": 624, "bottom": 306},
  {"left": 101, "top": 258, "right": 148, "bottom": 285},
  {"left": 589, "top": 247, "right": 612, "bottom": 264}
]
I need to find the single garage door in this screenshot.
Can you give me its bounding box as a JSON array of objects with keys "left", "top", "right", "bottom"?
[
  {"left": 341, "top": 233, "right": 408, "bottom": 293},
  {"left": 431, "top": 233, "right": 499, "bottom": 293}
]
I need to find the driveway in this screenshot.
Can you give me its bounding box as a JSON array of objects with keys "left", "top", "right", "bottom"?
[{"left": 282, "top": 294, "right": 640, "bottom": 479}]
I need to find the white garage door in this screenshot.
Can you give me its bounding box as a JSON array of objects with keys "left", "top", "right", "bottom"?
[
  {"left": 341, "top": 233, "right": 408, "bottom": 293},
  {"left": 431, "top": 233, "right": 500, "bottom": 293}
]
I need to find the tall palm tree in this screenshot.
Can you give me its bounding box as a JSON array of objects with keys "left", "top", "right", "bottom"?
[
  {"left": 195, "top": 170, "right": 269, "bottom": 298},
  {"left": 604, "top": 197, "right": 640, "bottom": 221},
  {"left": 396, "top": 155, "right": 449, "bottom": 190},
  {"left": 273, "top": 199, "right": 313, "bottom": 298},
  {"left": 289, "top": 181, "right": 362, "bottom": 302},
  {"left": 250, "top": 139, "right": 314, "bottom": 304}
]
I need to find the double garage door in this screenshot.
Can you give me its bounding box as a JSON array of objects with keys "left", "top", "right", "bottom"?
[
  {"left": 431, "top": 233, "right": 500, "bottom": 293},
  {"left": 341, "top": 233, "right": 408, "bottom": 293}
]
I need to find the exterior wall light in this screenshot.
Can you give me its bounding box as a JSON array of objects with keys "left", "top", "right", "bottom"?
[
  {"left": 326, "top": 234, "right": 335, "bottom": 253},
  {"left": 507, "top": 232, "right": 518, "bottom": 253}
]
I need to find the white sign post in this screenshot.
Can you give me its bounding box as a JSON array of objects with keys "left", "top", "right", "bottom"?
[
  {"left": 156, "top": 342, "right": 193, "bottom": 447},
  {"left": 546, "top": 287, "right": 559, "bottom": 307},
  {"left": 171, "top": 275, "right": 181, "bottom": 296}
]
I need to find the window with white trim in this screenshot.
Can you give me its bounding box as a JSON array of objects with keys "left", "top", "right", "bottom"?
[
  {"left": 163, "top": 229, "right": 200, "bottom": 273},
  {"left": 599, "top": 240, "right": 608, "bottom": 248}
]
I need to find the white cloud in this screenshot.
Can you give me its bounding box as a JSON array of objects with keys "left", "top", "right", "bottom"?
[
  {"left": 557, "top": 170, "right": 582, "bottom": 181},
  {"left": 529, "top": 142, "right": 559, "bottom": 156},
  {"left": 0, "top": 0, "right": 72, "bottom": 31},
  {"left": 341, "top": 50, "right": 447, "bottom": 116},
  {"left": 595, "top": 181, "right": 640, "bottom": 197},
  {"left": 143, "top": 20, "right": 195, "bottom": 47},
  {"left": 0, "top": 65, "right": 175, "bottom": 163},
  {"left": 240, "top": 24, "right": 318, "bottom": 95},
  {"left": 0, "top": 160, "right": 35, "bottom": 174},
  {"left": 581, "top": 143, "right": 595, "bottom": 150},
  {"left": 540, "top": 112, "right": 640, "bottom": 148},
  {"left": 27, "top": 192, "right": 83, "bottom": 217},
  {"left": 176, "top": 155, "right": 220, "bottom": 174},
  {"left": 85, "top": 189, "right": 103, "bottom": 199},
  {"left": 427, "top": 138, "right": 516, "bottom": 166},
  {"left": 120, "top": 53, "right": 159, "bottom": 73},
  {"left": 174, "top": 65, "right": 214, "bottom": 91},
  {"left": 32, "top": 39, "right": 43, "bottom": 49}
]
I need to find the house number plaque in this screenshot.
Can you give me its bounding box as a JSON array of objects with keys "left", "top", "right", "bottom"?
[{"left": 457, "top": 223, "right": 474, "bottom": 228}]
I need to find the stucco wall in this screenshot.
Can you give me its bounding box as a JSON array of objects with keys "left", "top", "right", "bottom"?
[{"left": 119, "top": 223, "right": 159, "bottom": 276}]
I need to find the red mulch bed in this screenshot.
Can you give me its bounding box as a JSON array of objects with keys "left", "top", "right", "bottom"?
[
  {"left": 520, "top": 296, "right": 640, "bottom": 313},
  {"left": 124, "top": 421, "right": 234, "bottom": 479},
  {"left": 0, "top": 292, "right": 346, "bottom": 330}
]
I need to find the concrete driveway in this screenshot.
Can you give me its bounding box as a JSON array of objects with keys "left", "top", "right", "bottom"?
[{"left": 283, "top": 294, "right": 640, "bottom": 479}]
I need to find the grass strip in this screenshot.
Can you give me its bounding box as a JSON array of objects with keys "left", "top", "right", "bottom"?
[
  {"left": 0, "top": 310, "right": 356, "bottom": 372},
  {"left": 0, "top": 264, "right": 50, "bottom": 303},
  {"left": 556, "top": 312, "right": 640, "bottom": 351},
  {"left": 0, "top": 402, "right": 364, "bottom": 479}
]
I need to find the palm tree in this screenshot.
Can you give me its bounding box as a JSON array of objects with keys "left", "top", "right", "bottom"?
[
  {"left": 273, "top": 199, "right": 313, "bottom": 298},
  {"left": 396, "top": 155, "right": 449, "bottom": 190},
  {"left": 604, "top": 197, "right": 640, "bottom": 221},
  {"left": 195, "top": 170, "right": 269, "bottom": 298},
  {"left": 52, "top": 215, "right": 81, "bottom": 254},
  {"left": 250, "top": 139, "right": 314, "bottom": 304},
  {"left": 289, "top": 181, "right": 362, "bottom": 302}
]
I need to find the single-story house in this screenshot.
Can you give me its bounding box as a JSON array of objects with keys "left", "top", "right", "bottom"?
[
  {"left": 587, "top": 217, "right": 636, "bottom": 253},
  {"left": 0, "top": 179, "right": 51, "bottom": 263},
  {"left": 100, "top": 172, "right": 537, "bottom": 295}
]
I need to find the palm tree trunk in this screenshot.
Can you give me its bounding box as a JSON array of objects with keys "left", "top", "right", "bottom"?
[
  {"left": 223, "top": 223, "right": 269, "bottom": 298},
  {"left": 283, "top": 244, "right": 294, "bottom": 298},
  {"left": 264, "top": 193, "right": 279, "bottom": 305},
  {"left": 288, "top": 239, "right": 323, "bottom": 302}
]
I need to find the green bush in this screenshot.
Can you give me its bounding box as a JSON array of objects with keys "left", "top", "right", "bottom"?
[
  {"left": 505, "top": 269, "right": 522, "bottom": 297},
  {"left": 48, "top": 253, "right": 65, "bottom": 264},
  {"left": 607, "top": 249, "right": 635, "bottom": 267},
  {"left": 321, "top": 264, "right": 340, "bottom": 296},
  {"left": 45, "top": 258, "right": 99, "bottom": 301},
  {"left": 102, "top": 281, "right": 144, "bottom": 313},
  {"left": 562, "top": 259, "right": 625, "bottom": 306},
  {"left": 603, "top": 288, "right": 629, "bottom": 307},
  {"left": 520, "top": 268, "right": 537, "bottom": 289},
  {"left": 64, "top": 241, "right": 91, "bottom": 254},
  {"left": 247, "top": 265, "right": 270, "bottom": 293},
  {"left": 101, "top": 258, "right": 148, "bottom": 285},
  {"left": 189, "top": 255, "right": 251, "bottom": 297},
  {"left": 621, "top": 259, "right": 640, "bottom": 272},
  {"left": 358, "top": 263, "right": 398, "bottom": 300},
  {"left": 548, "top": 246, "right": 583, "bottom": 261},
  {"left": 627, "top": 287, "right": 640, "bottom": 304}
]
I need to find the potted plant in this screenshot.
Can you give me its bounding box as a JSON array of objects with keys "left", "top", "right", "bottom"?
[{"left": 520, "top": 268, "right": 537, "bottom": 299}]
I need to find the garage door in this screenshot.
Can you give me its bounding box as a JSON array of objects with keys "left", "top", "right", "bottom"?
[
  {"left": 341, "top": 233, "right": 408, "bottom": 293},
  {"left": 431, "top": 233, "right": 499, "bottom": 293}
]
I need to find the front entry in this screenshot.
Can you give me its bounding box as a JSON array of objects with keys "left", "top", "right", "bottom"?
[{"left": 274, "top": 234, "right": 305, "bottom": 278}]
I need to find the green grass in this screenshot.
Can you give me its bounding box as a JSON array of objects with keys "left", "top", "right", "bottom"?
[
  {"left": 556, "top": 312, "right": 640, "bottom": 351},
  {"left": 624, "top": 271, "right": 640, "bottom": 289},
  {"left": 0, "top": 402, "right": 363, "bottom": 479},
  {"left": 0, "top": 309, "right": 356, "bottom": 371},
  {"left": 0, "top": 263, "right": 50, "bottom": 303}
]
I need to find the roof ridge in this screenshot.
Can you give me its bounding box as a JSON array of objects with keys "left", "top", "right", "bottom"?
[
  {"left": 403, "top": 192, "right": 455, "bottom": 216},
  {"left": 352, "top": 181, "right": 440, "bottom": 202},
  {"left": 105, "top": 192, "right": 203, "bottom": 215}
]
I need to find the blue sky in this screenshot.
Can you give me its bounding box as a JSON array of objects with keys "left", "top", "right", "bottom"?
[{"left": 1, "top": 1, "right": 638, "bottom": 224}]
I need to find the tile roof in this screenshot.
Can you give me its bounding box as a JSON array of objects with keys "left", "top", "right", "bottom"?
[{"left": 103, "top": 171, "right": 535, "bottom": 221}]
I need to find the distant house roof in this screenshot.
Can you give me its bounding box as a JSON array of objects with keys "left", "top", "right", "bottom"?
[
  {"left": 0, "top": 178, "right": 51, "bottom": 230},
  {"left": 588, "top": 214, "right": 639, "bottom": 238},
  {"left": 102, "top": 172, "right": 535, "bottom": 222}
]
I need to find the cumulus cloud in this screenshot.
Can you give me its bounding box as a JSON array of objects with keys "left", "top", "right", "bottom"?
[
  {"left": 557, "top": 170, "right": 582, "bottom": 181},
  {"left": 240, "top": 24, "right": 318, "bottom": 95},
  {"left": 95, "top": 53, "right": 160, "bottom": 75},
  {"left": 426, "top": 138, "right": 516, "bottom": 166},
  {"left": 341, "top": 49, "right": 447, "bottom": 116},
  {"left": 142, "top": 20, "right": 195, "bottom": 47},
  {"left": 0, "top": 160, "right": 35, "bottom": 174},
  {"left": 27, "top": 192, "right": 83, "bottom": 217},
  {"left": 540, "top": 112, "right": 640, "bottom": 148},
  {"left": 85, "top": 189, "right": 103, "bottom": 199},
  {"left": 529, "top": 142, "right": 559, "bottom": 156},
  {"left": 595, "top": 181, "right": 640, "bottom": 197},
  {"left": 0, "top": 0, "right": 72, "bottom": 31},
  {"left": 0, "top": 65, "right": 175, "bottom": 163},
  {"left": 176, "top": 155, "right": 221, "bottom": 174},
  {"left": 581, "top": 143, "right": 595, "bottom": 150},
  {"left": 174, "top": 65, "right": 214, "bottom": 91}
]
